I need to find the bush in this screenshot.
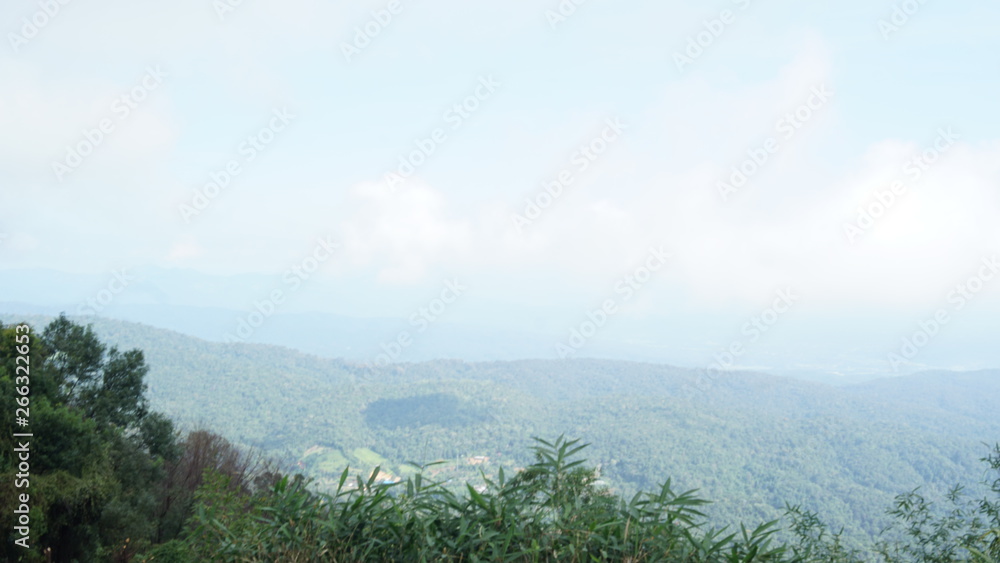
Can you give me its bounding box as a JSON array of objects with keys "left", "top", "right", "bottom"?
[{"left": 184, "top": 436, "right": 791, "bottom": 562}]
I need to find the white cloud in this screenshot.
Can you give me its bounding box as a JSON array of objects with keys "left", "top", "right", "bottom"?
[
  {"left": 321, "top": 40, "right": 1000, "bottom": 313},
  {"left": 1, "top": 0, "right": 998, "bottom": 331},
  {"left": 339, "top": 179, "right": 475, "bottom": 284}
]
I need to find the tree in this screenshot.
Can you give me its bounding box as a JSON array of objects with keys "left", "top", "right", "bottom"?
[{"left": 0, "top": 316, "right": 180, "bottom": 562}]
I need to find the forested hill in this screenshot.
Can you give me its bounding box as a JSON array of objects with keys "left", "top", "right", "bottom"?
[{"left": 4, "top": 314, "right": 999, "bottom": 546}]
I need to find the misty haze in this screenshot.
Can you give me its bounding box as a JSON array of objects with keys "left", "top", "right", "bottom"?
[{"left": 1, "top": 0, "right": 999, "bottom": 561}]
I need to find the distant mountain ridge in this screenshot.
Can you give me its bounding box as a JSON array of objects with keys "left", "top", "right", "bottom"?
[
  {"left": 0, "top": 301, "right": 679, "bottom": 365},
  {"left": 6, "top": 264, "right": 1000, "bottom": 375},
  {"left": 0, "top": 301, "right": 887, "bottom": 383}
]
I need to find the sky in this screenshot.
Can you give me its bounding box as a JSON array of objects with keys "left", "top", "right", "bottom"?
[{"left": 2, "top": 0, "right": 999, "bottom": 374}]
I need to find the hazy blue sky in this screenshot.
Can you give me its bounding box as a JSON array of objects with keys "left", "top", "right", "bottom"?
[{"left": 2, "top": 0, "right": 999, "bottom": 373}]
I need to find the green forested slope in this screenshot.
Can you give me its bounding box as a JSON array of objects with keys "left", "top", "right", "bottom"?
[{"left": 5, "top": 314, "right": 997, "bottom": 547}]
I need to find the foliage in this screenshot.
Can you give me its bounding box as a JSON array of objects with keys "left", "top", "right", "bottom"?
[
  {"left": 179, "top": 438, "right": 1000, "bottom": 562},
  {"left": 0, "top": 315, "right": 173, "bottom": 562},
  {"left": 872, "top": 444, "right": 1000, "bottom": 563},
  {"left": 2, "top": 314, "right": 1000, "bottom": 561},
  {"left": 184, "top": 436, "right": 793, "bottom": 562},
  {"left": 20, "top": 313, "right": 995, "bottom": 545},
  {"left": 785, "top": 444, "right": 1000, "bottom": 563},
  {"left": 0, "top": 316, "right": 267, "bottom": 562}
]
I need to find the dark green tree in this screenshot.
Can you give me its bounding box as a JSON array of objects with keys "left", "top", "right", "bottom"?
[{"left": 0, "top": 316, "right": 180, "bottom": 562}]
